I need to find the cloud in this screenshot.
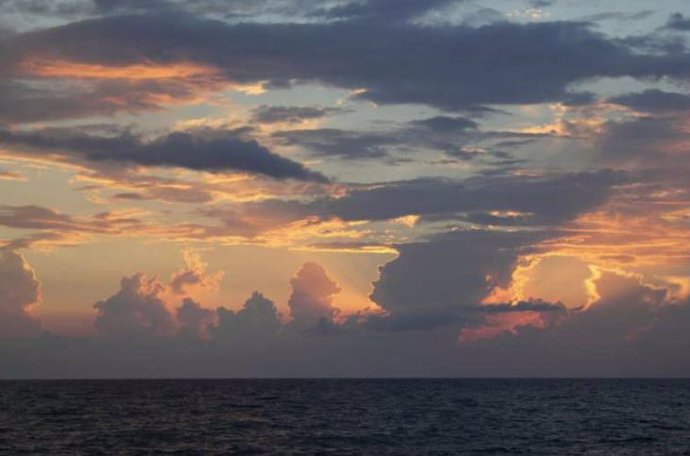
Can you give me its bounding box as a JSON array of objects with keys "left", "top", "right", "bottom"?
[
  {"left": 93, "top": 273, "right": 175, "bottom": 337},
  {"left": 5, "top": 256, "right": 690, "bottom": 377},
  {"left": 273, "top": 128, "right": 397, "bottom": 159},
  {"left": 0, "top": 248, "right": 41, "bottom": 337},
  {"left": 314, "top": 0, "right": 456, "bottom": 23},
  {"left": 308, "top": 170, "right": 625, "bottom": 224},
  {"left": 0, "top": 205, "right": 150, "bottom": 249},
  {"left": 169, "top": 250, "right": 224, "bottom": 295},
  {"left": 609, "top": 89, "right": 690, "bottom": 114},
  {"left": 410, "top": 115, "right": 478, "bottom": 132},
  {"left": 0, "top": 169, "right": 26, "bottom": 181},
  {"left": 251, "top": 105, "right": 343, "bottom": 124},
  {"left": 598, "top": 116, "right": 687, "bottom": 164},
  {"left": 176, "top": 297, "right": 215, "bottom": 339},
  {"left": 213, "top": 291, "right": 282, "bottom": 339},
  {"left": 665, "top": 13, "right": 690, "bottom": 31},
  {"left": 288, "top": 262, "right": 341, "bottom": 328},
  {"left": 0, "top": 127, "right": 327, "bottom": 182},
  {"left": 580, "top": 10, "right": 654, "bottom": 23},
  {"left": 458, "top": 271, "right": 686, "bottom": 376},
  {"left": 0, "top": 76, "right": 228, "bottom": 124},
  {"left": 368, "top": 230, "right": 547, "bottom": 330},
  {"left": 272, "top": 115, "right": 480, "bottom": 160},
  {"left": 2, "top": 13, "right": 689, "bottom": 117},
  {"left": 184, "top": 169, "right": 625, "bottom": 245}
]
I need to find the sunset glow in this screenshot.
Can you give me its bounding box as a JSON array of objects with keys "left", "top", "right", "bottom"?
[{"left": 2, "top": 0, "right": 690, "bottom": 378}]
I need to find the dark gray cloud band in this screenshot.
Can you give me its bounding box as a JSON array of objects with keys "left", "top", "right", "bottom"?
[{"left": 0, "top": 128, "right": 327, "bottom": 181}]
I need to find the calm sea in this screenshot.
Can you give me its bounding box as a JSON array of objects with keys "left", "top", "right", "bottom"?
[{"left": 1, "top": 379, "right": 689, "bottom": 455}]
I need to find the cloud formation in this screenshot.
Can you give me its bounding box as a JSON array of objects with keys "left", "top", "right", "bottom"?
[
  {"left": 0, "top": 248, "right": 41, "bottom": 337},
  {"left": 2, "top": 12, "right": 689, "bottom": 119},
  {"left": 369, "top": 231, "right": 548, "bottom": 330},
  {"left": 5, "top": 259, "right": 690, "bottom": 377},
  {"left": 1, "top": 0, "right": 690, "bottom": 379},
  {"left": 93, "top": 274, "right": 175, "bottom": 338},
  {"left": 0, "top": 128, "right": 327, "bottom": 182},
  {"left": 288, "top": 262, "right": 341, "bottom": 328}
]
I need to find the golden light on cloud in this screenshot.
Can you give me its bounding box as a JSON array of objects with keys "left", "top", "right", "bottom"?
[
  {"left": 22, "top": 59, "right": 217, "bottom": 80},
  {"left": 482, "top": 254, "right": 601, "bottom": 310},
  {"left": 393, "top": 215, "right": 420, "bottom": 228}
]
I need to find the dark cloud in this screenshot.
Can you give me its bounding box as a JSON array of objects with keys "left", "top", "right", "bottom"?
[
  {"left": 444, "top": 147, "right": 484, "bottom": 161},
  {"left": 93, "top": 274, "right": 175, "bottom": 338},
  {"left": 480, "top": 300, "right": 566, "bottom": 314},
  {"left": 314, "top": 0, "right": 456, "bottom": 23},
  {"left": 273, "top": 128, "right": 396, "bottom": 159},
  {"left": 196, "top": 170, "right": 624, "bottom": 242},
  {"left": 250, "top": 105, "right": 343, "bottom": 124},
  {"left": 272, "top": 115, "right": 483, "bottom": 161},
  {"left": 0, "top": 128, "right": 328, "bottom": 182},
  {"left": 599, "top": 116, "right": 686, "bottom": 164},
  {"left": 580, "top": 10, "right": 654, "bottom": 23},
  {"left": 176, "top": 297, "right": 215, "bottom": 339},
  {"left": 665, "top": 13, "right": 690, "bottom": 31},
  {"left": 368, "top": 230, "right": 548, "bottom": 330},
  {"left": 0, "top": 80, "right": 119, "bottom": 124},
  {"left": 410, "top": 115, "right": 478, "bottom": 133},
  {"left": 3, "top": 14, "right": 689, "bottom": 116},
  {"left": 609, "top": 89, "right": 690, "bottom": 114},
  {"left": 0, "top": 74, "right": 233, "bottom": 124},
  {"left": 311, "top": 170, "right": 625, "bottom": 224},
  {"left": 214, "top": 291, "right": 282, "bottom": 339}
]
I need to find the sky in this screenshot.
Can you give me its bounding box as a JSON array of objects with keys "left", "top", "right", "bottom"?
[{"left": 1, "top": 0, "right": 690, "bottom": 378}]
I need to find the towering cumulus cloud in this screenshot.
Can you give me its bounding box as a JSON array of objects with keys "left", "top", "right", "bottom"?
[
  {"left": 369, "top": 231, "right": 545, "bottom": 330},
  {"left": 288, "top": 263, "right": 341, "bottom": 329},
  {"left": 0, "top": 248, "right": 41, "bottom": 337},
  {"left": 94, "top": 274, "right": 175, "bottom": 338},
  {"left": 214, "top": 292, "right": 282, "bottom": 340}
]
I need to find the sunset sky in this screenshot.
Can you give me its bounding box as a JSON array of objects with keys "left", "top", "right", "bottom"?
[{"left": 2, "top": 0, "right": 690, "bottom": 377}]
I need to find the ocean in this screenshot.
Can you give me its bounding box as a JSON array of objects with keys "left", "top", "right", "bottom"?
[{"left": 1, "top": 379, "right": 689, "bottom": 455}]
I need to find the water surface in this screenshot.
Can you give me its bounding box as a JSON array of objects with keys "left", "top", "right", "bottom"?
[{"left": 1, "top": 379, "right": 689, "bottom": 455}]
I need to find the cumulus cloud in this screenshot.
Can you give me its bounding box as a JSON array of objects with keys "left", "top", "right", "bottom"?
[
  {"left": 0, "top": 248, "right": 41, "bottom": 337},
  {"left": 288, "top": 262, "right": 341, "bottom": 329},
  {"left": 93, "top": 273, "right": 175, "bottom": 338},
  {"left": 368, "top": 231, "right": 545, "bottom": 330},
  {"left": 4, "top": 254, "right": 690, "bottom": 377},
  {"left": 458, "top": 271, "right": 688, "bottom": 377},
  {"left": 214, "top": 291, "right": 282, "bottom": 339},
  {"left": 176, "top": 297, "right": 215, "bottom": 339}
]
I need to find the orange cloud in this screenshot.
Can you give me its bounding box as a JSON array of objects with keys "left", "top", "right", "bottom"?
[{"left": 22, "top": 59, "right": 217, "bottom": 80}]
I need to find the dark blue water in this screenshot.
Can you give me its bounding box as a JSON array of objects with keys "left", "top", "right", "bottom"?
[{"left": 1, "top": 379, "right": 689, "bottom": 455}]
